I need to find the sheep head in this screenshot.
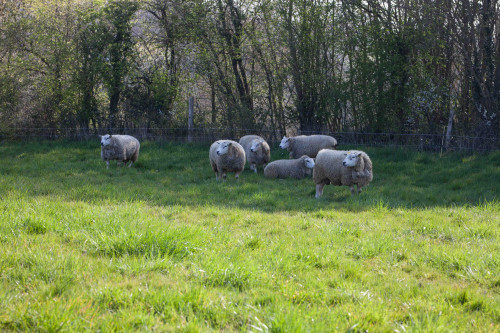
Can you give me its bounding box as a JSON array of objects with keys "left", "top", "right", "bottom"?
[
  {"left": 303, "top": 156, "right": 315, "bottom": 169},
  {"left": 216, "top": 141, "right": 232, "bottom": 156},
  {"left": 250, "top": 139, "right": 262, "bottom": 153},
  {"left": 100, "top": 134, "right": 113, "bottom": 147},
  {"left": 279, "top": 136, "right": 290, "bottom": 149},
  {"left": 342, "top": 151, "right": 364, "bottom": 172}
]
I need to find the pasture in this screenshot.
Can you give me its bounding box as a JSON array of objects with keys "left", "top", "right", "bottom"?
[{"left": 0, "top": 140, "right": 498, "bottom": 332}]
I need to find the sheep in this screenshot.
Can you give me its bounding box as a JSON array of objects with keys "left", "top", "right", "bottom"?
[
  {"left": 100, "top": 134, "right": 140, "bottom": 169},
  {"left": 313, "top": 149, "right": 373, "bottom": 198},
  {"left": 209, "top": 140, "right": 246, "bottom": 181},
  {"left": 239, "top": 135, "right": 271, "bottom": 173},
  {"left": 279, "top": 135, "right": 338, "bottom": 159},
  {"left": 264, "top": 155, "right": 315, "bottom": 179}
]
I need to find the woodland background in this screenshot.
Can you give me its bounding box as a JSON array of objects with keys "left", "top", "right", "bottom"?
[{"left": 0, "top": 0, "right": 499, "bottom": 146}]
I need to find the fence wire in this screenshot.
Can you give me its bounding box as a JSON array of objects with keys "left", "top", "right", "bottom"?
[{"left": 0, "top": 127, "right": 498, "bottom": 152}]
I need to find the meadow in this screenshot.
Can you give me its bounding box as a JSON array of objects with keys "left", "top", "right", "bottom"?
[{"left": 0, "top": 140, "right": 498, "bottom": 332}]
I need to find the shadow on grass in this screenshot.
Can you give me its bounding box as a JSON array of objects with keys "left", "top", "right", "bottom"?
[{"left": 0, "top": 140, "right": 499, "bottom": 213}]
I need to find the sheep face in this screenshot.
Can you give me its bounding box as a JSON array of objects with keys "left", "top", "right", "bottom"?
[
  {"left": 279, "top": 136, "right": 290, "bottom": 149},
  {"left": 342, "top": 152, "right": 361, "bottom": 167},
  {"left": 216, "top": 141, "right": 232, "bottom": 156},
  {"left": 250, "top": 139, "right": 262, "bottom": 153},
  {"left": 101, "top": 134, "right": 113, "bottom": 147},
  {"left": 304, "top": 157, "right": 315, "bottom": 169}
]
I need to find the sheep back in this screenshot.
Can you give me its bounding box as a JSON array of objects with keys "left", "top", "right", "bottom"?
[
  {"left": 264, "top": 156, "right": 312, "bottom": 179},
  {"left": 288, "top": 135, "right": 337, "bottom": 158}
]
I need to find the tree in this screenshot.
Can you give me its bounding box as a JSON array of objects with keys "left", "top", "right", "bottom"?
[
  {"left": 142, "top": 0, "right": 184, "bottom": 122},
  {"left": 102, "top": 0, "right": 138, "bottom": 130},
  {"left": 279, "top": 0, "right": 339, "bottom": 132},
  {"left": 73, "top": 2, "right": 109, "bottom": 131},
  {"left": 1, "top": 0, "right": 77, "bottom": 130}
]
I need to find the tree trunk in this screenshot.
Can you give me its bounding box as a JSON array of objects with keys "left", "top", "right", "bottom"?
[
  {"left": 445, "top": 108, "right": 454, "bottom": 150},
  {"left": 109, "top": 85, "right": 120, "bottom": 131}
]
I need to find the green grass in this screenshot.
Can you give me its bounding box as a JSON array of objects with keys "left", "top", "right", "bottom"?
[{"left": 0, "top": 140, "right": 499, "bottom": 332}]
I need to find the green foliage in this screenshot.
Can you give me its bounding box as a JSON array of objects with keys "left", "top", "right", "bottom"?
[
  {"left": 150, "top": 69, "right": 180, "bottom": 123},
  {"left": 73, "top": 2, "right": 111, "bottom": 127},
  {"left": 0, "top": 0, "right": 78, "bottom": 127},
  {"left": 278, "top": 0, "right": 339, "bottom": 131},
  {"left": 1, "top": 0, "right": 498, "bottom": 135},
  {"left": 0, "top": 141, "right": 498, "bottom": 331},
  {"left": 101, "top": 0, "right": 139, "bottom": 127}
]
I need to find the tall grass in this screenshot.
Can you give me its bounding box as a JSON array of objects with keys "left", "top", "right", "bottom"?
[{"left": 0, "top": 140, "right": 498, "bottom": 331}]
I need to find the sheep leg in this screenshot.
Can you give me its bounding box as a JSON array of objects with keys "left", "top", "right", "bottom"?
[
  {"left": 128, "top": 161, "right": 133, "bottom": 168},
  {"left": 222, "top": 172, "right": 227, "bottom": 181},
  {"left": 250, "top": 164, "right": 257, "bottom": 173},
  {"left": 235, "top": 171, "right": 241, "bottom": 181},
  {"left": 315, "top": 184, "right": 324, "bottom": 198},
  {"left": 357, "top": 185, "right": 363, "bottom": 194},
  {"left": 106, "top": 161, "right": 110, "bottom": 169},
  {"left": 350, "top": 186, "right": 356, "bottom": 196}
]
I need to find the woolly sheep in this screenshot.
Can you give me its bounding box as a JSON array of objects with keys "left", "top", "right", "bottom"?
[
  {"left": 209, "top": 140, "right": 246, "bottom": 181},
  {"left": 264, "top": 155, "right": 315, "bottom": 179},
  {"left": 313, "top": 149, "right": 373, "bottom": 198},
  {"left": 279, "top": 135, "right": 338, "bottom": 159},
  {"left": 100, "top": 134, "right": 140, "bottom": 169},
  {"left": 239, "top": 135, "right": 271, "bottom": 173}
]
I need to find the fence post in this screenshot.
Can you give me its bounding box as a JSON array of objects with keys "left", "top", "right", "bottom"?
[
  {"left": 188, "top": 96, "right": 194, "bottom": 142},
  {"left": 444, "top": 108, "right": 454, "bottom": 150}
]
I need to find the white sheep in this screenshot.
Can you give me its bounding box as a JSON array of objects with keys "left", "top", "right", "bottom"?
[
  {"left": 100, "top": 134, "right": 140, "bottom": 169},
  {"left": 313, "top": 149, "right": 373, "bottom": 198},
  {"left": 264, "top": 155, "right": 315, "bottom": 179},
  {"left": 279, "top": 135, "right": 338, "bottom": 158},
  {"left": 238, "top": 135, "right": 271, "bottom": 173},
  {"left": 209, "top": 140, "right": 246, "bottom": 181}
]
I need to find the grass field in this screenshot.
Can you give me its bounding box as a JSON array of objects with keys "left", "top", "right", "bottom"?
[{"left": 0, "top": 140, "right": 498, "bottom": 332}]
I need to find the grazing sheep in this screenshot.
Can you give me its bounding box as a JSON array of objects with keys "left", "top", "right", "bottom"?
[
  {"left": 264, "top": 155, "right": 315, "bottom": 179},
  {"left": 209, "top": 140, "right": 246, "bottom": 181},
  {"left": 239, "top": 135, "right": 271, "bottom": 173},
  {"left": 100, "top": 134, "right": 140, "bottom": 169},
  {"left": 279, "top": 135, "right": 338, "bottom": 158},
  {"left": 313, "top": 149, "right": 373, "bottom": 198}
]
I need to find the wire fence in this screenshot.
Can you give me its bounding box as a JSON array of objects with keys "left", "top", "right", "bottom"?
[{"left": 0, "top": 127, "right": 498, "bottom": 152}]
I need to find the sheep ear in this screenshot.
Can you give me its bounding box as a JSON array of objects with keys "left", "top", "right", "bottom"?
[
  {"left": 357, "top": 153, "right": 362, "bottom": 157},
  {"left": 228, "top": 142, "right": 232, "bottom": 146},
  {"left": 216, "top": 142, "right": 221, "bottom": 145},
  {"left": 109, "top": 134, "right": 112, "bottom": 138},
  {"left": 344, "top": 153, "right": 348, "bottom": 156}
]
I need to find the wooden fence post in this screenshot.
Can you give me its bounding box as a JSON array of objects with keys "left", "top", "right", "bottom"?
[{"left": 188, "top": 97, "right": 194, "bottom": 142}]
